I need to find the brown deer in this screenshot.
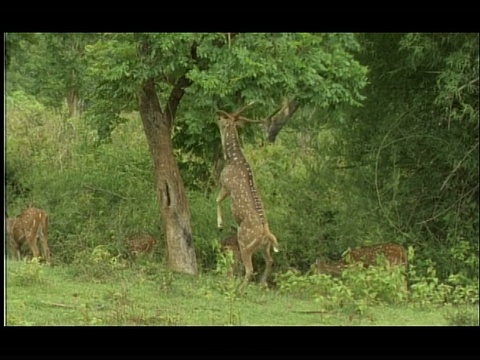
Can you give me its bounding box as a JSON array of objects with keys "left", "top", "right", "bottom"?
[
  {"left": 316, "top": 243, "right": 408, "bottom": 290},
  {"left": 316, "top": 243, "right": 407, "bottom": 274},
  {"left": 216, "top": 105, "right": 279, "bottom": 286},
  {"left": 346, "top": 243, "right": 407, "bottom": 269},
  {"left": 126, "top": 234, "right": 157, "bottom": 258},
  {"left": 6, "top": 207, "right": 51, "bottom": 262}
]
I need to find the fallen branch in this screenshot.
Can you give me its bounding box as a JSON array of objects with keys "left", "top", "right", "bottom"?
[
  {"left": 292, "top": 310, "right": 332, "bottom": 315},
  {"left": 41, "top": 302, "right": 77, "bottom": 309}
]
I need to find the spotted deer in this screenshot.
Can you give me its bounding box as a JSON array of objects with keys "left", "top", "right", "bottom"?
[
  {"left": 6, "top": 207, "right": 51, "bottom": 262},
  {"left": 316, "top": 243, "right": 408, "bottom": 290},
  {"left": 346, "top": 243, "right": 407, "bottom": 269},
  {"left": 126, "top": 234, "right": 157, "bottom": 258},
  {"left": 216, "top": 106, "right": 279, "bottom": 286}
]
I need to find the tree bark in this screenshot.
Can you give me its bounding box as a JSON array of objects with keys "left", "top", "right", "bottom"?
[
  {"left": 66, "top": 86, "right": 79, "bottom": 118},
  {"left": 67, "top": 68, "right": 83, "bottom": 118},
  {"left": 266, "top": 100, "right": 300, "bottom": 143},
  {"left": 137, "top": 79, "right": 198, "bottom": 275}
]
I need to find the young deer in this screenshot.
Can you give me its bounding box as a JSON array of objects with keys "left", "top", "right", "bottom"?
[
  {"left": 126, "top": 234, "right": 157, "bottom": 258},
  {"left": 216, "top": 106, "right": 279, "bottom": 286},
  {"left": 6, "top": 207, "right": 51, "bottom": 262}
]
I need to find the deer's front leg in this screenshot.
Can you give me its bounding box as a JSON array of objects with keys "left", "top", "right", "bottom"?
[
  {"left": 216, "top": 186, "right": 230, "bottom": 229},
  {"left": 28, "top": 235, "right": 41, "bottom": 260}
]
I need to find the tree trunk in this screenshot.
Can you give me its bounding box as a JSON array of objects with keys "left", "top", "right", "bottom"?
[
  {"left": 266, "top": 100, "right": 300, "bottom": 143},
  {"left": 137, "top": 79, "right": 198, "bottom": 275},
  {"left": 66, "top": 86, "right": 79, "bottom": 118},
  {"left": 67, "top": 67, "right": 81, "bottom": 118}
]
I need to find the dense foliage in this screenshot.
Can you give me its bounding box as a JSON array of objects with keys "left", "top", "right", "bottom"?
[
  {"left": 344, "top": 33, "right": 479, "bottom": 280},
  {"left": 5, "top": 33, "right": 478, "bottom": 289}
]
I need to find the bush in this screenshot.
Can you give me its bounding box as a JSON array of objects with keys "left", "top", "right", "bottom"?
[
  {"left": 340, "top": 262, "right": 408, "bottom": 304},
  {"left": 7, "top": 258, "right": 49, "bottom": 287},
  {"left": 443, "top": 306, "right": 479, "bottom": 326},
  {"left": 6, "top": 78, "right": 478, "bottom": 289},
  {"left": 7, "top": 102, "right": 164, "bottom": 265},
  {"left": 275, "top": 269, "right": 370, "bottom": 315},
  {"left": 408, "top": 256, "right": 479, "bottom": 306},
  {"left": 70, "top": 246, "right": 128, "bottom": 282}
]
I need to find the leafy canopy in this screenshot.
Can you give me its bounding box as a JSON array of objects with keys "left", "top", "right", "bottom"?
[{"left": 84, "top": 33, "right": 367, "bottom": 122}]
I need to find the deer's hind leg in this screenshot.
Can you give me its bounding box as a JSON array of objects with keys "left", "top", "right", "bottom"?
[
  {"left": 260, "top": 243, "right": 273, "bottom": 285},
  {"left": 27, "top": 236, "right": 40, "bottom": 260},
  {"left": 240, "top": 250, "right": 254, "bottom": 286},
  {"left": 237, "top": 227, "right": 255, "bottom": 286},
  {"left": 26, "top": 222, "right": 41, "bottom": 260}
]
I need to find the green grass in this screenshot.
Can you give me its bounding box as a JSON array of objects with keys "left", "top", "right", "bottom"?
[{"left": 5, "top": 259, "right": 477, "bottom": 326}]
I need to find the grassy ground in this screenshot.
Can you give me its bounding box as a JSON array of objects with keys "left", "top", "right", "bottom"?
[{"left": 5, "top": 259, "right": 477, "bottom": 326}]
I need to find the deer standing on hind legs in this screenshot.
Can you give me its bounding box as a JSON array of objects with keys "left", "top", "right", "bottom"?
[
  {"left": 6, "top": 206, "right": 51, "bottom": 263},
  {"left": 216, "top": 105, "right": 279, "bottom": 287}
]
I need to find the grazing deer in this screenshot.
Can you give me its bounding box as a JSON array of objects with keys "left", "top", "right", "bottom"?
[
  {"left": 316, "top": 243, "right": 408, "bottom": 290},
  {"left": 126, "top": 234, "right": 157, "bottom": 258},
  {"left": 316, "top": 243, "right": 408, "bottom": 273},
  {"left": 346, "top": 243, "right": 407, "bottom": 269},
  {"left": 216, "top": 105, "right": 279, "bottom": 286},
  {"left": 6, "top": 207, "right": 50, "bottom": 262}
]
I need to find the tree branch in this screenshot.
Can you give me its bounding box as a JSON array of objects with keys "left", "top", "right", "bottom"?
[
  {"left": 165, "top": 41, "right": 201, "bottom": 125},
  {"left": 266, "top": 100, "right": 300, "bottom": 143},
  {"left": 165, "top": 34, "right": 238, "bottom": 125},
  {"left": 165, "top": 74, "right": 192, "bottom": 126}
]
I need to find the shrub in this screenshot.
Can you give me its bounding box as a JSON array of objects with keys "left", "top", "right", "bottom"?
[
  {"left": 7, "top": 258, "right": 49, "bottom": 286},
  {"left": 443, "top": 306, "right": 479, "bottom": 326},
  {"left": 70, "top": 245, "right": 128, "bottom": 282}
]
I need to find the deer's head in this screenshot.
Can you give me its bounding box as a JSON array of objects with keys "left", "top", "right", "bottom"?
[
  {"left": 216, "top": 107, "right": 246, "bottom": 136},
  {"left": 216, "top": 102, "right": 264, "bottom": 155}
]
